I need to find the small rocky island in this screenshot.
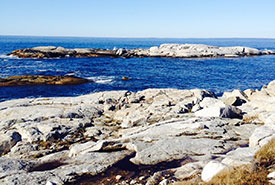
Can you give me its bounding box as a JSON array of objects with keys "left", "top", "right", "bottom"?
[
  {"left": 0, "top": 75, "right": 91, "bottom": 86},
  {"left": 0, "top": 80, "right": 274, "bottom": 184},
  {"left": 9, "top": 44, "right": 275, "bottom": 59}
]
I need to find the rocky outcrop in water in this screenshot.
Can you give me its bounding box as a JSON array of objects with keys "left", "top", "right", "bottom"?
[
  {"left": 0, "top": 75, "right": 91, "bottom": 86},
  {"left": 0, "top": 81, "right": 274, "bottom": 184},
  {"left": 9, "top": 44, "right": 275, "bottom": 59}
]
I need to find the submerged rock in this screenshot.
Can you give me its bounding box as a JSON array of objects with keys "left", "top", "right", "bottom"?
[{"left": 0, "top": 75, "right": 91, "bottom": 86}]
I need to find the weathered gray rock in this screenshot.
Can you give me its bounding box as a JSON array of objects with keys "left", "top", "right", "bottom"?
[
  {"left": 147, "top": 44, "right": 265, "bottom": 58},
  {"left": 129, "top": 137, "right": 225, "bottom": 165},
  {"left": 266, "top": 80, "right": 275, "bottom": 96},
  {"left": 0, "top": 81, "right": 275, "bottom": 184},
  {"left": 8, "top": 141, "right": 38, "bottom": 158},
  {"left": 199, "top": 97, "right": 225, "bottom": 108},
  {"left": 63, "top": 104, "right": 103, "bottom": 119},
  {"left": 112, "top": 89, "right": 216, "bottom": 128},
  {"left": 69, "top": 141, "right": 97, "bottom": 157},
  {"left": 222, "top": 96, "right": 246, "bottom": 106},
  {"left": 195, "top": 104, "right": 242, "bottom": 118},
  {"left": 0, "top": 157, "right": 33, "bottom": 178},
  {"left": 0, "top": 171, "right": 63, "bottom": 185},
  {"left": 32, "top": 46, "right": 57, "bottom": 51},
  {"left": 174, "top": 161, "right": 205, "bottom": 180},
  {"left": 1, "top": 150, "right": 132, "bottom": 185},
  {"left": 0, "top": 130, "right": 21, "bottom": 155},
  {"left": 221, "top": 147, "right": 257, "bottom": 166},
  {"left": 53, "top": 150, "right": 133, "bottom": 182},
  {"left": 0, "top": 105, "right": 63, "bottom": 122},
  {"left": 220, "top": 106, "right": 242, "bottom": 118},
  {"left": 249, "top": 125, "right": 275, "bottom": 147},
  {"left": 222, "top": 89, "right": 248, "bottom": 102}
]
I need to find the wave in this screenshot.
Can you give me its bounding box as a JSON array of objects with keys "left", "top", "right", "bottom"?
[
  {"left": 65, "top": 72, "right": 76, "bottom": 76},
  {"left": 37, "top": 69, "right": 65, "bottom": 72},
  {"left": 0, "top": 54, "right": 19, "bottom": 59},
  {"left": 36, "top": 69, "right": 48, "bottom": 72},
  {"left": 87, "top": 76, "right": 114, "bottom": 84}
]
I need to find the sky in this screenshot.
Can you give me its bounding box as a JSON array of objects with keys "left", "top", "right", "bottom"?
[{"left": 0, "top": 0, "right": 275, "bottom": 38}]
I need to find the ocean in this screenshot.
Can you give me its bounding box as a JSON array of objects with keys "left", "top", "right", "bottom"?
[{"left": 0, "top": 36, "right": 275, "bottom": 102}]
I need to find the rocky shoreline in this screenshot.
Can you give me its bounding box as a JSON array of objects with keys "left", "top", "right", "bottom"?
[
  {"left": 0, "top": 80, "right": 274, "bottom": 184},
  {"left": 8, "top": 44, "right": 275, "bottom": 59}
]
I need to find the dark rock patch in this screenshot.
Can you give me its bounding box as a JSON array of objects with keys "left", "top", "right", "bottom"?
[{"left": 0, "top": 75, "right": 91, "bottom": 86}]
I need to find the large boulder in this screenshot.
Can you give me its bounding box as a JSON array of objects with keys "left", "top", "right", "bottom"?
[
  {"left": 201, "top": 161, "right": 228, "bottom": 182},
  {"left": 221, "top": 89, "right": 248, "bottom": 106},
  {"left": 195, "top": 98, "right": 242, "bottom": 118}
]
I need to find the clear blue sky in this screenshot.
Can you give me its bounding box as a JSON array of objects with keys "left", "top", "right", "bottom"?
[{"left": 1, "top": 0, "right": 275, "bottom": 38}]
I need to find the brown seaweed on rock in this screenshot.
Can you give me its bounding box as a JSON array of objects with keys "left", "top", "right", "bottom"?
[{"left": 0, "top": 75, "right": 91, "bottom": 86}]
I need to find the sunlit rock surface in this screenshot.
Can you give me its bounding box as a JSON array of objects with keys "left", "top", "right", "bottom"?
[{"left": 0, "top": 80, "right": 274, "bottom": 184}]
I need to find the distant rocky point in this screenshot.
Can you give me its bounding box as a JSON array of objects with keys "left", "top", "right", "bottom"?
[
  {"left": 8, "top": 44, "right": 275, "bottom": 59},
  {"left": 0, "top": 75, "right": 90, "bottom": 86}
]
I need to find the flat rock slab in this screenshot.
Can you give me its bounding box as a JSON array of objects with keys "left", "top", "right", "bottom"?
[
  {"left": 0, "top": 75, "right": 90, "bottom": 86},
  {"left": 1, "top": 150, "right": 133, "bottom": 185},
  {"left": 129, "top": 137, "right": 225, "bottom": 165}
]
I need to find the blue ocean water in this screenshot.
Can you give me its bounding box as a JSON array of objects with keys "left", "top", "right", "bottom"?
[{"left": 0, "top": 36, "right": 275, "bottom": 102}]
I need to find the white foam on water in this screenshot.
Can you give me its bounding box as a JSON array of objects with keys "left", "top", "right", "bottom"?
[
  {"left": 36, "top": 69, "right": 48, "bottom": 72},
  {"left": 34, "top": 60, "right": 43, "bottom": 63},
  {"left": 0, "top": 54, "right": 19, "bottom": 59},
  {"left": 55, "top": 69, "right": 64, "bottom": 72},
  {"left": 87, "top": 76, "right": 115, "bottom": 84},
  {"left": 7, "top": 65, "right": 39, "bottom": 69},
  {"left": 65, "top": 72, "right": 76, "bottom": 76}
]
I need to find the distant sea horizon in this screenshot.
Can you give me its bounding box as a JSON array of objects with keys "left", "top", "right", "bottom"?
[{"left": 1, "top": 34, "right": 275, "bottom": 39}]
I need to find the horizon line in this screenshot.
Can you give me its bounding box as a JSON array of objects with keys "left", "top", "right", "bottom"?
[{"left": 0, "top": 34, "right": 275, "bottom": 40}]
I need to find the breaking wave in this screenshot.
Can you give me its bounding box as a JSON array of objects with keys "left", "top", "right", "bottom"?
[{"left": 87, "top": 76, "right": 115, "bottom": 84}]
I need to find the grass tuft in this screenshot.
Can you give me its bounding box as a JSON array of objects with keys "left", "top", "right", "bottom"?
[
  {"left": 204, "top": 165, "right": 270, "bottom": 185},
  {"left": 255, "top": 138, "right": 275, "bottom": 167},
  {"left": 174, "top": 138, "right": 275, "bottom": 185}
]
